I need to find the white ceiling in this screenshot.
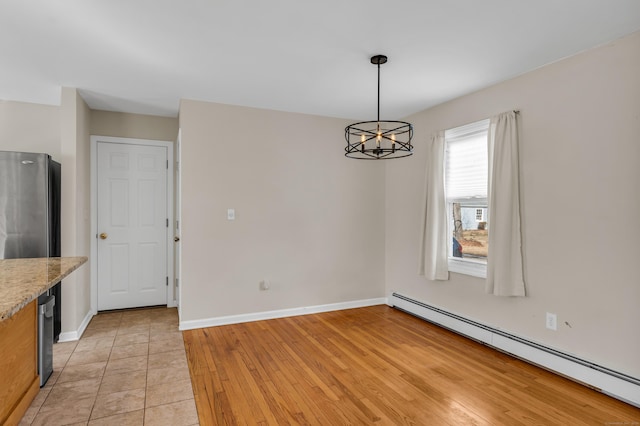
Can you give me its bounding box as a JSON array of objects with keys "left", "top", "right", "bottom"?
[{"left": 1, "top": 1, "right": 639, "bottom": 120}]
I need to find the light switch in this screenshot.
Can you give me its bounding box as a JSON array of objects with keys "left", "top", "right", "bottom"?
[{"left": 227, "top": 208, "right": 235, "bottom": 220}]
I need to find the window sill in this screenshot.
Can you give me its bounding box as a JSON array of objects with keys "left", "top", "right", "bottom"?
[{"left": 448, "top": 257, "right": 487, "bottom": 278}]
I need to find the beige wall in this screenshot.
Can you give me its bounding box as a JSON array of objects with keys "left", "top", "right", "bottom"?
[
  {"left": 179, "top": 100, "right": 386, "bottom": 322},
  {"left": 385, "top": 31, "right": 640, "bottom": 378},
  {"left": 0, "top": 100, "right": 60, "bottom": 160},
  {"left": 91, "top": 110, "right": 178, "bottom": 142},
  {"left": 59, "top": 88, "right": 92, "bottom": 334}
]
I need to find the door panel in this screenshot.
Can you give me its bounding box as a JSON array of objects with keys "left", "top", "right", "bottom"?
[
  {"left": 109, "top": 244, "right": 129, "bottom": 293},
  {"left": 97, "top": 142, "right": 168, "bottom": 310}
]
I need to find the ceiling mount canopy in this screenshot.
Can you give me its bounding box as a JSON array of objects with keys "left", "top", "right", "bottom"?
[{"left": 345, "top": 55, "right": 413, "bottom": 160}]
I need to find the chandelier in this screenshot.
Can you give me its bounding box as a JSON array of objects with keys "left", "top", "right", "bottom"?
[{"left": 345, "top": 55, "right": 413, "bottom": 160}]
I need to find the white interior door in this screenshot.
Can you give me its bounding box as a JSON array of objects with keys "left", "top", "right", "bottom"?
[{"left": 97, "top": 141, "right": 168, "bottom": 310}]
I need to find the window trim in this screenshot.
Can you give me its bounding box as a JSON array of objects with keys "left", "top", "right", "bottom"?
[
  {"left": 445, "top": 119, "right": 490, "bottom": 279},
  {"left": 448, "top": 256, "right": 487, "bottom": 278}
]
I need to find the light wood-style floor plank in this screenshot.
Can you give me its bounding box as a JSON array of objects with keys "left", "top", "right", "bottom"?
[{"left": 184, "top": 305, "right": 640, "bottom": 425}]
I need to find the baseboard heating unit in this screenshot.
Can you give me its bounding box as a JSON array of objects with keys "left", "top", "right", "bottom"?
[{"left": 389, "top": 292, "right": 640, "bottom": 408}]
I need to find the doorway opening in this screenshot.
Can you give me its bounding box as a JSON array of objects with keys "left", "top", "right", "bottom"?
[{"left": 90, "top": 136, "right": 175, "bottom": 313}]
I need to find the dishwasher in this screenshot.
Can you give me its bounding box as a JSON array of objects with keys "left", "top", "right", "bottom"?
[{"left": 38, "top": 294, "right": 55, "bottom": 387}]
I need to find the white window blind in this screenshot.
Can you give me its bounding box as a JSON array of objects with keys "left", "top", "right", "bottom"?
[{"left": 445, "top": 119, "right": 489, "bottom": 202}]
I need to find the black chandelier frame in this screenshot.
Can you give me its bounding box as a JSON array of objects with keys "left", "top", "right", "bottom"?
[{"left": 345, "top": 55, "right": 414, "bottom": 160}]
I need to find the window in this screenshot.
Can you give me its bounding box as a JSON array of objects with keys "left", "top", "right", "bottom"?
[{"left": 444, "top": 119, "right": 489, "bottom": 277}]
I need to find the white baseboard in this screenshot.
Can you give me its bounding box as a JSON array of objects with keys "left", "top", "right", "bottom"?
[
  {"left": 57, "top": 309, "right": 95, "bottom": 342},
  {"left": 179, "top": 297, "right": 387, "bottom": 331},
  {"left": 389, "top": 292, "right": 640, "bottom": 408}
]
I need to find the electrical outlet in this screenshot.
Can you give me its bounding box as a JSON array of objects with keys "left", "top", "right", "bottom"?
[{"left": 546, "top": 312, "right": 557, "bottom": 331}]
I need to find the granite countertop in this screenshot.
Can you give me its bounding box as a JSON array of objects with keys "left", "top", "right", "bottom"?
[{"left": 0, "top": 257, "right": 88, "bottom": 321}]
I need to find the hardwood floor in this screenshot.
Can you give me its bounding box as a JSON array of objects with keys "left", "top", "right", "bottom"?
[{"left": 183, "top": 305, "right": 640, "bottom": 425}]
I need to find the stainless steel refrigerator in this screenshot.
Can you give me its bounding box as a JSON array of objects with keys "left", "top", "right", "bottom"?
[{"left": 0, "top": 150, "right": 62, "bottom": 340}]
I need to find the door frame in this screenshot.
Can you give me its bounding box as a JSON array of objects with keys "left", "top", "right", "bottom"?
[
  {"left": 90, "top": 135, "right": 175, "bottom": 313},
  {"left": 175, "top": 129, "right": 182, "bottom": 318}
]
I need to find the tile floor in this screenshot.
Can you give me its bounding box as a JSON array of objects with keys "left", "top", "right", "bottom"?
[{"left": 19, "top": 307, "right": 199, "bottom": 426}]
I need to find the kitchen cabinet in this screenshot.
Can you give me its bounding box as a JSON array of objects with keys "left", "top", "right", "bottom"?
[
  {"left": 0, "top": 300, "right": 38, "bottom": 425},
  {"left": 0, "top": 257, "right": 87, "bottom": 426}
]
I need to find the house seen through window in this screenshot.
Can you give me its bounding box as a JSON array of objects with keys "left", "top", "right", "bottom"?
[{"left": 445, "top": 119, "right": 489, "bottom": 275}]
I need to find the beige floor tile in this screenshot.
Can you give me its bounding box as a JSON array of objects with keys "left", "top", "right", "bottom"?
[
  {"left": 31, "top": 386, "right": 53, "bottom": 407},
  {"left": 148, "top": 349, "right": 188, "bottom": 370},
  {"left": 143, "top": 399, "right": 199, "bottom": 426},
  {"left": 82, "top": 327, "right": 118, "bottom": 339},
  {"left": 149, "top": 330, "right": 183, "bottom": 343},
  {"left": 147, "top": 365, "right": 191, "bottom": 387},
  {"left": 66, "top": 347, "right": 112, "bottom": 366},
  {"left": 52, "top": 350, "right": 72, "bottom": 369},
  {"left": 149, "top": 337, "right": 185, "bottom": 354},
  {"left": 41, "top": 377, "right": 101, "bottom": 407},
  {"left": 57, "top": 361, "right": 106, "bottom": 383},
  {"left": 31, "top": 395, "right": 96, "bottom": 426},
  {"left": 151, "top": 311, "right": 178, "bottom": 319},
  {"left": 86, "top": 316, "right": 122, "bottom": 327},
  {"left": 117, "top": 323, "right": 151, "bottom": 336},
  {"left": 75, "top": 336, "right": 115, "bottom": 352},
  {"left": 19, "top": 386, "right": 52, "bottom": 425},
  {"left": 86, "top": 316, "right": 122, "bottom": 329},
  {"left": 104, "top": 354, "right": 148, "bottom": 376},
  {"left": 28, "top": 385, "right": 52, "bottom": 408},
  {"left": 88, "top": 409, "right": 144, "bottom": 425},
  {"left": 121, "top": 314, "right": 153, "bottom": 323},
  {"left": 43, "top": 368, "right": 61, "bottom": 388},
  {"left": 114, "top": 332, "right": 150, "bottom": 347},
  {"left": 85, "top": 322, "right": 121, "bottom": 332},
  {"left": 145, "top": 378, "right": 194, "bottom": 408},
  {"left": 122, "top": 308, "right": 151, "bottom": 316},
  {"left": 92, "top": 312, "right": 123, "bottom": 321},
  {"left": 149, "top": 323, "right": 180, "bottom": 333},
  {"left": 110, "top": 342, "right": 149, "bottom": 360},
  {"left": 90, "top": 388, "right": 146, "bottom": 420},
  {"left": 121, "top": 316, "right": 152, "bottom": 324},
  {"left": 151, "top": 323, "right": 180, "bottom": 332},
  {"left": 52, "top": 341, "right": 78, "bottom": 356},
  {"left": 151, "top": 316, "right": 179, "bottom": 325},
  {"left": 99, "top": 370, "right": 147, "bottom": 395},
  {"left": 21, "top": 308, "right": 186, "bottom": 426},
  {"left": 18, "top": 408, "right": 38, "bottom": 426}
]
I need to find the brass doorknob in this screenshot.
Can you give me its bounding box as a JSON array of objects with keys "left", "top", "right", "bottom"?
[
  {"left": 99, "top": 233, "right": 108, "bottom": 240},
  {"left": 174, "top": 236, "right": 180, "bottom": 242}
]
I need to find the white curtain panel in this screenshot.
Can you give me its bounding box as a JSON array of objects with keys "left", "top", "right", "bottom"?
[
  {"left": 486, "top": 111, "right": 526, "bottom": 296},
  {"left": 418, "top": 131, "right": 449, "bottom": 280}
]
